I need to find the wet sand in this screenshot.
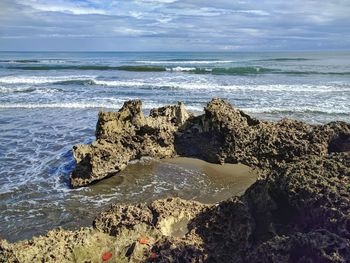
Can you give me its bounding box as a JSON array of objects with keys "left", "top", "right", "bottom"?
[
  {"left": 163, "top": 157, "right": 257, "bottom": 202},
  {"left": 2, "top": 156, "right": 257, "bottom": 242},
  {"left": 89, "top": 156, "right": 258, "bottom": 204}
]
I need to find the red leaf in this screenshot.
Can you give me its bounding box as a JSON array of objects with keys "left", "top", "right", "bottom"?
[
  {"left": 102, "top": 251, "right": 113, "bottom": 261},
  {"left": 139, "top": 237, "right": 149, "bottom": 245}
]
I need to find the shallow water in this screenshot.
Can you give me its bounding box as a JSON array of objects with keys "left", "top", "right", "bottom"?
[
  {"left": 0, "top": 51, "right": 349, "bottom": 242},
  {"left": 1, "top": 134, "right": 257, "bottom": 242}
]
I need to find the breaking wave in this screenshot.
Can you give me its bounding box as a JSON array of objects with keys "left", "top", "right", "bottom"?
[
  {"left": 0, "top": 75, "right": 94, "bottom": 84},
  {"left": 135, "top": 60, "right": 234, "bottom": 64},
  {"left": 5, "top": 64, "right": 350, "bottom": 76},
  {"left": 254, "top": 58, "right": 312, "bottom": 62},
  {"left": 0, "top": 86, "right": 62, "bottom": 94},
  {"left": 0, "top": 76, "right": 348, "bottom": 93}
]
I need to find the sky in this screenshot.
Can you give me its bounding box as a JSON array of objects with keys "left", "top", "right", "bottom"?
[{"left": 0, "top": 0, "right": 349, "bottom": 51}]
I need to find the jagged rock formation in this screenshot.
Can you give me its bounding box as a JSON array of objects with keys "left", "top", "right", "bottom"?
[
  {"left": 2, "top": 156, "right": 349, "bottom": 262},
  {"left": 71, "top": 98, "right": 349, "bottom": 187},
  {"left": 71, "top": 100, "right": 190, "bottom": 187},
  {"left": 2, "top": 99, "right": 349, "bottom": 262}
]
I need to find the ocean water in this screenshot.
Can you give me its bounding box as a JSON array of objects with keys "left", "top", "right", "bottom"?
[{"left": 0, "top": 51, "right": 349, "bottom": 241}]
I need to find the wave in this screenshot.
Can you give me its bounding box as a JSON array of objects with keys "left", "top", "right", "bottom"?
[
  {"left": 0, "top": 59, "right": 69, "bottom": 64},
  {"left": 255, "top": 58, "right": 312, "bottom": 62},
  {"left": 59, "top": 80, "right": 348, "bottom": 93},
  {"left": 6, "top": 65, "right": 118, "bottom": 70},
  {"left": 0, "top": 75, "right": 94, "bottom": 84},
  {"left": 1, "top": 76, "right": 347, "bottom": 93},
  {"left": 281, "top": 70, "right": 350, "bottom": 76},
  {"left": 135, "top": 60, "right": 234, "bottom": 64},
  {"left": 5, "top": 65, "right": 167, "bottom": 71},
  {"left": 5, "top": 65, "right": 271, "bottom": 74},
  {"left": 0, "top": 86, "right": 62, "bottom": 94},
  {"left": 54, "top": 79, "right": 96, "bottom": 86},
  {"left": 0, "top": 103, "right": 122, "bottom": 109},
  {"left": 0, "top": 102, "right": 348, "bottom": 116},
  {"left": 0, "top": 59, "right": 41, "bottom": 63},
  {"left": 244, "top": 107, "right": 350, "bottom": 115},
  {"left": 7, "top": 64, "right": 350, "bottom": 76},
  {"left": 193, "top": 67, "right": 274, "bottom": 74},
  {"left": 0, "top": 102, "right": 203, "bottom": 112}
]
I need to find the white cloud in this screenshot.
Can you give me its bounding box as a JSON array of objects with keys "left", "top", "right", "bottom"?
[
  {"left": 1, "top": 0, "right": 349, "bottom": 51},
  {"left": 235, "top": 10, "right": 270, "bottom": 16},
  {"left": 137, "top": 0, "right": 178, "bottom": 3},
  {"left": 129, "top": 11, "right": 144, "bottom": 19},
  {"left": 113, "top": 27, "right": 156, "bottom": 36},
  {"left": 17, "top": 0, "right": 107, "bottom": 15}
]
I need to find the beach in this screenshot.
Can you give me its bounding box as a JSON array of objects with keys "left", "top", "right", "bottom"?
[
  {"left": 0, "top": 52, "right": 350, "bottom": 262},
  {"left": 1, "top": 98, "right": 349, "bottom": 262}
]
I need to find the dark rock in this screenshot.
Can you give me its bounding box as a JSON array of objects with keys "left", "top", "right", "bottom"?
[
  {"left": 4, "top": 98, "right": 349, "bottom": 262},
  {"left": 71, "top": 98, "right": 350, "bottom": 187}
]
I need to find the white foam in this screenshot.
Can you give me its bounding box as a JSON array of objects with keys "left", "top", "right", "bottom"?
[
  {"left": 0, "top": 75, "right": 94, "bottom": 84},
  {"left": 0, "top": 101, "right": 204, "bottom": 111},
  {"left": 166, "top": 66, "right": 197, "bottom": 72},
  {"left": 0, "top": 86, "right": 60, "bottom": 94},
  {"left": 135, "top": 60, "right": 233, "bottom": 64},
  {"left": 1, "top": 75, "right": 347, "bottom": 93},
  {"left": 93, "top": 80, "right": 347, "bottom": 93},
  {"left": 0, "top": 102, "right": 122, "bottom": 109},
  {"left": 243, "top": 106, "right": 350, "bottom": 115}
]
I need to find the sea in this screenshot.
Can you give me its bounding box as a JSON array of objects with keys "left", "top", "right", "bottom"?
[{"left": 0, "top": 51, "right": 349, "bottom": 241}]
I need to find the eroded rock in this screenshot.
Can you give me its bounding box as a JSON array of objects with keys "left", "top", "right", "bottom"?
[
  {"left": 2, "top": 99, "right": 349, "bottom": 262},
  {"left": 71, "top": 98, "right": 350, "bottom": 187},
  {"left": 70, "top": 100, "right": 190, "bottom": 187}
]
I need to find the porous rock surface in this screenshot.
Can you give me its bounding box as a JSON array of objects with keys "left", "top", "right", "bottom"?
[
  {"left": 71, "top": 98, "right": 349, "bottom": 187},
  {"left": 1, "top": 99, "right": 350, "bottom": 262},
  {"left": 70, "top": 100, "right": 190, "bottom": 187}
]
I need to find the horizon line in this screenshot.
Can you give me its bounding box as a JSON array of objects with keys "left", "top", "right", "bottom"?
[{"left": 0, "top": 49, "right": 350, "bottom": 53}]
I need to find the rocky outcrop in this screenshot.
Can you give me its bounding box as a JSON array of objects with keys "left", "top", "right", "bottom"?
[
  {"left": 0, "top": 198, "right": 209, "bottom": 263},
  {"left": 176, "top": 99, "right": 349, "bottom": 169},
  {"left": 71, "top": 98, "right": 349, "bottom": 187},
  {"left": 3, "top": 154, "right": 350, "bottom": 262},
  {"left": 2, "top": 98, "right": 349, "bottom": 262},
  {"left": 70, "top": 100, "right": 190, "bottom": 187}
]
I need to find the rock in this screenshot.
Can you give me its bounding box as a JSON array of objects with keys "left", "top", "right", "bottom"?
[
  {"left": 70, "top": 100, "right": 191, "bottom": 187},
  {"left": 3, "top": 98, "right": 349, "bottom": 262},
  {"left": 70, "top": 97, "right": 350, "bottom": 261},
  {"left": 71, "top": 98, "right": 350, "bottom": 187},
  {"left": 1, "top": 198, "right": 209, "bottom": 263},
  {"left": 246, "top": 230, "right": 350, "bottom": 263},
  {"left": 3, "top": 154, "right": 350, "bottom": 262},
  {"left": 189, "top": 154, "right": 350, "bottom": 262}
]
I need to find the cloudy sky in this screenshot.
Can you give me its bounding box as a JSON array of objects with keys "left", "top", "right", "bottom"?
[{"left": 0, "top": 0, "right": 349, "bottom": 51}]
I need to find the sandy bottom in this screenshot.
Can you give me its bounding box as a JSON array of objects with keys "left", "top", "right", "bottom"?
[
  {"left": 1, "top": 159, "right": 258, "bottom": 261},
  {"left": 89, "top": 156, "right": 258, "bottom": 205},
  {"left": 161, "top": 157, "right": 257, "bottom": 202},
  {"left": 2, "top": 157, "right": 257, "bottom": 242}
]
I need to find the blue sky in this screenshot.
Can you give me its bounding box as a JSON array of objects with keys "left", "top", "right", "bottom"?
[{"left": 0, "top": 0, "right": 349, "bottom": 51}]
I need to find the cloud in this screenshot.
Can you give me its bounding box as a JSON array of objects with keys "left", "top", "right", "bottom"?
[
  {"left": 17, "top": 0, "right": 107, "bottom": 15},
  {"left": 0, "top": 0, "right": 349, "bottom": 51},
  {"left": 113, "top": 27, "right": 157, "bottom": 36},
  {"left": 138, "top": 0, "right": 178, "bottom": 3}
]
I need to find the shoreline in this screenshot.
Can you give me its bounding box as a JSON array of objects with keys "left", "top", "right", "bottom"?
[{"left": 1, "top": 98, "right": 349, "bottom": 262}]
